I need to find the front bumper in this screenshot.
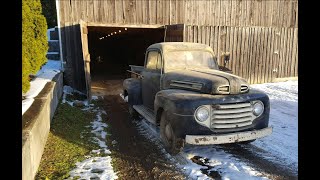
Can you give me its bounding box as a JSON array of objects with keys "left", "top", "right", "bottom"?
[{"left": 185, "top": 126, "right": 272, "bottom": 145}]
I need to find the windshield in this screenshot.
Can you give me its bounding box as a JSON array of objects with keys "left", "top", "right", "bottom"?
[{"left": 165, "top": 50, "right": 218, "bottom": 71}]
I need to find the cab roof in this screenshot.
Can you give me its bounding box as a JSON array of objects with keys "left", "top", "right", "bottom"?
[{"left": 147, "top": 42, "right": 215, "bottom": 54}]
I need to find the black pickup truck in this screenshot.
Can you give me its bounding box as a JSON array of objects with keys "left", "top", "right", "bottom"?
[{"left": 123, "top": 42, "right": 272, "bottom": 154}]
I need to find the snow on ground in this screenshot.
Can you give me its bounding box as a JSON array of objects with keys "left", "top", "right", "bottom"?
[
  {"left": 136, "top": 120, "right": 268, "bottom": 180},
  {"left": 69, "top": 156, "right": 117, "bottom": 180},
  {"left": 68, "top": 93, "right": 118, "bottom": 180},
  {"left": 119, "top": 93, "right": 128, "bottom": 102},
  {"left": 22, "top": 60, "right": 61, "bottom": 114},
  {"left": 181, "top": 146, "right": 268, "bottom": 180},
  {"left": 250, "top": 80, "right": 298, "bottom": 172},
  {"left": 132, "top": 80, "right": 298, "bottom": 179}
]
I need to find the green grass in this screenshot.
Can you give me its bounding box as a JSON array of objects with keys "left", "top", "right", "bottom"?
[{"left": 35, "top": 102, "right": 99, "bottom": 180}]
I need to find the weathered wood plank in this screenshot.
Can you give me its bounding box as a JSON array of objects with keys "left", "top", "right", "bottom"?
[
  {"left": 244, "top": 27, "right": 252, "bottom": 81},
  {"left": 241, "top": 27, "right": 249, "bottom": 80},
  {"left": 254, "top": 27, "right": 264, "bottom": 83},
  {"left": 238, "top": 27, "right": 246, "bottom": 77},
  {"left": 278, "top": 28, "right": 284, "bottom": 78},
  {"left": 273, "top": 28, "right": 281, "bottom": 80},
  {"left": 235, "top": 27, "right": 242, "bottom": 77},
  {"left": 285, "top": 28, "right": 293, "bottom": 77},
  {"left": 294, "top": 28, "right": 298, "bottom": 76},
  {"left": 231, "top": 26, "right": 237, "bottom": 75},
  {"left": 228, "top": 27, "right": 234, "bottom": 73},
  {"left": 264, "top": 28, "right": 272, "bottom": 83},
  {"left": 260, "top": 28, "right": 268, "bottom": 83},
  {"left": 291, "top": 28, "right": 298, "bottom": 77},
  {"left": 202, "top": 26, "right": 206, "bottom": 45},
  {"left": 247, "top": 27, "right": 254, "bottom": 84},
  {"left": 250, "top": 27, "right": 259, "bottom": 84}
]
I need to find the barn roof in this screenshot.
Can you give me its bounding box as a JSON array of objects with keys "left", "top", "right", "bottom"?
[{"left": 147, "top": 42, "right": 215, "bottom": 54}]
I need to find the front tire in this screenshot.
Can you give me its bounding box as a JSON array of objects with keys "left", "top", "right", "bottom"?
[
  {"left": 128, "top": 105, "right": 139, "bottom": 119},
  {"left": 126, "top": 93, "right": 139, "bottom": 119},
  {"left": 239, "top": 139, "right": 256, "bottom": 144},
  {"left": 160, "top": 113, "right": 184, "bottom": 155}
]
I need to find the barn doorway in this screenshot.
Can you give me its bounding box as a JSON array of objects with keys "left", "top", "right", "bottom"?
[{"left": 86, "top": 25, "right": 165, "bottom": 97}]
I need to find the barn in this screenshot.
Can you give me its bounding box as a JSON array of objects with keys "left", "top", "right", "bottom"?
[{"left": 55, "top": 0, "right": 298, "bottom": 99}]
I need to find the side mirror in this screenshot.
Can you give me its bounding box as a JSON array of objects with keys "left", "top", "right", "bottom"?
[{"left": 223, "top": 52, "right": 230, "bottom": 68}]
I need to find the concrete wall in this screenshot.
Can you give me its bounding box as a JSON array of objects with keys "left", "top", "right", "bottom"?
[{"left": 22, "top": 73, "right": 63, "bottom": 180}]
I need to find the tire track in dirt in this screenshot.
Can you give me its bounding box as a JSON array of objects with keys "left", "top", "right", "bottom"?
[{"left": 101, "top": 95, "right": 186, "bottom": 179}]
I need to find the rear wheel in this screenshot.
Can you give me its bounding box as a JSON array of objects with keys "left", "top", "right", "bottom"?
[{"left": 160, "top": 113, "right": 184, "bottom": 155}]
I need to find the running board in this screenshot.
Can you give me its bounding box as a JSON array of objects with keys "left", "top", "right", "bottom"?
[{"left": 133, "top": 105, "right": 156, "bottom": 124}]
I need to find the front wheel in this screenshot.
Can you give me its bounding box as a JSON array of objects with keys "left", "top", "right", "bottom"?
[
  {"left": 239, "top": 139, "right": 256, "bottom": 144},
  {"left": 126, "top": 93, "right": 139, "bottom": 119},
  {"left": 128, "top": 105, "right": 139, "bottom": 119},
  {"left": 160, "top": 113, "right": 184, "bottom": 155}
]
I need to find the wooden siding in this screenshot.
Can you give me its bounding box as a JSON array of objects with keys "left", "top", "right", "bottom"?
[
  {"left": 58, "top": 0, "right": 298, "bottom": 28},
  {"left": 184, "top": 25, "right": 298, "bottom": 84},
  {"left": 57, "top": 0, "right": 298, "bottom": 91}
]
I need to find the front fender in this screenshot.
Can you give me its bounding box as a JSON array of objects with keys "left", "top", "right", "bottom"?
[{"left": 123, "top": 78, "right": 142, "bottom": 105}]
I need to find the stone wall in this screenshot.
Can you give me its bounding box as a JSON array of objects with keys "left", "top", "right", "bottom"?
[{"left": 22, "top": 73, "right": 63, "bottom": 180}]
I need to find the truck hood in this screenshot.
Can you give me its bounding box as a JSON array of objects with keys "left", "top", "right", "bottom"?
[{"left": 162, "top": 68, "right": 249, "bottom": 95}]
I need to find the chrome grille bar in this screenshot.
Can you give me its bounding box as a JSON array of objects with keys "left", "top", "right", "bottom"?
[{"left": 211, "top": 102, "right": 254, "bottom": 129}]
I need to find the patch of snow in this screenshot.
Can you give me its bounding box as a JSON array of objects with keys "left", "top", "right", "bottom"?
[
  {"left": 250, "top": 80, "right": 298, "bottom": 172},
  {"left": 47, "top": 52, "right": 59, "bottom": 54},
  {"left": 182, "top": 146, "right": 268, "bottom": 180},
  {"left": 92, "top": 96, "right": 99, "bottom": 100},
  {"left": 63, "top": 85, "right": 74, "bottom": 94},
  {"left": 119, "top": 93, "right": 128, "bottom": 102},
  {"left": 22, "top": 60, "right": 61, "bottom": 115},
  {"left": 22, "top": 98, "right": 34, "bottom": 114},
  {"left": 69, "top": 102, "right": 117, "bottom": 179},
  {"left": 136, "top": 120, "right": 268, "bottom": 179},
  {"left": 68, "top": 157, "right": 118, "bottom": 180}
]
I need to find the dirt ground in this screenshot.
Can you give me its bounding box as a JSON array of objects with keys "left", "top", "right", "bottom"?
[
  {"left": 91, "top": 76, "right": 297, "bottom": 180},
  {"left": 91, "top": 76, "right": 186, "bottom": 180}
]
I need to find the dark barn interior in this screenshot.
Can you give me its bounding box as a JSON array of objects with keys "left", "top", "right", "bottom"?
[{"left": 87, "top": 26, "right": 165, "bottom": 95}]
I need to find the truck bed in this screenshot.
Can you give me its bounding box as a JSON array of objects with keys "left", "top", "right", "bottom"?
[{"left": 128, "top": 65, "right": 144, "bottom": 78}]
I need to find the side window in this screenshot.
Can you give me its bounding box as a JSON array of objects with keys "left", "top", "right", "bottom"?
[
  {"left": 156, "top": 53, "right": 162, "bottom": 70},
  {"left": 146, "top": 51, "right": 162, "bottom": 70}
]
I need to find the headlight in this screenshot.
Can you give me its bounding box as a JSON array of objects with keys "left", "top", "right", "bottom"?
[
  {"left": 195, "top": 106, "right": 210, "bottom": 122},
  {"left": 252, "top": 101, "right": 264, "bottom": 116}
]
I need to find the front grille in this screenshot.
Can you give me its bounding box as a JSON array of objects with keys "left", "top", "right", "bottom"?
[
  {"left": 211, "top": 103, "right": 254, "bottom": 129},
  {"left": 240, "top": 85, "right": 249, "bottom": 93},
  {"left": 217, "top": 85, "right": 230, "bottom": 94}
]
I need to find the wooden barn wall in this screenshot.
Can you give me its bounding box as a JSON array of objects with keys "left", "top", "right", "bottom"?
[
  {"left": 58, "top": 0, "right": 297, "bottom": 28},
  {"left": 184, "top": 25, "right": 298, "bottom": 84},
  {"left": 57, "top": 0, "right": 298, "bottom": 88}
]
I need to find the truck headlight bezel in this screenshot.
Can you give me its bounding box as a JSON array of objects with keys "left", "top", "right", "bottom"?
[
  {"left": 195, "top": 105, "right": 210, "bottom": 122},
  {"left": 252, "top": 100, "right": 264, "bottom": 117}
]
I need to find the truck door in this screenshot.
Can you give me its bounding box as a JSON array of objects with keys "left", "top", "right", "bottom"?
[{"left": 141, "top": 50, "right": 162, "bottom": 110}]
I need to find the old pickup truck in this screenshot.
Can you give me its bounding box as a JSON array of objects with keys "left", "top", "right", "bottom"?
[{"left": 123, "top": 42, "right": 272, "bottom": 154}]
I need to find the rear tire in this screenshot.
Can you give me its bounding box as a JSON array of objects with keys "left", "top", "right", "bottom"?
[{"left": 160, "top": 113, "right": 184, "bottom": 155}]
